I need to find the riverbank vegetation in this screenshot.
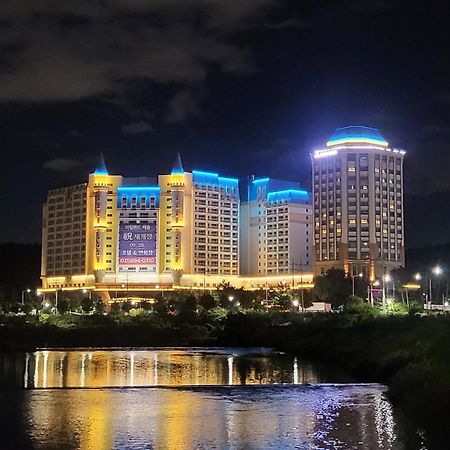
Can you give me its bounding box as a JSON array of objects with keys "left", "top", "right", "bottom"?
[{"left": 1, "top": 276, "right": 449, "bottom": 446}]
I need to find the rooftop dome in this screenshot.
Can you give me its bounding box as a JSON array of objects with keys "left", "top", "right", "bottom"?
[{"left": 326, "top": 126, "right": 388, "bottom": 147}]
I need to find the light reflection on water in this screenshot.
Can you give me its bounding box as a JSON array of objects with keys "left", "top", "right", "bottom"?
[
  {"left": 15, "top": 348, "right": 320, "bottom": 388},
  {"left": 3, "top": 385, "right": 400, "bottom": 449},
  {"left": 0, "top": 349, "right": 406, "bottom": 449}
]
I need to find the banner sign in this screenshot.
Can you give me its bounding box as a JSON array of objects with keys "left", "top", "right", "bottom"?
[{"left": 118, "top": 222, "right": 157, "bottom": 267}]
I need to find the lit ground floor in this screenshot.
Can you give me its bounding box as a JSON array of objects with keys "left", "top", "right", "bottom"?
[{"left": 39, "top": 272, "right": 314, "bottom": 300}]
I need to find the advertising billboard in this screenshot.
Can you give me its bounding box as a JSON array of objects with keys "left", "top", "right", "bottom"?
[{"left": 118, "top": 221, "right": 157, "bottom": 268}]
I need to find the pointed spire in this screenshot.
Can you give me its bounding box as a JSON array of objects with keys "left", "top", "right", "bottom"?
[
  {"left": 94, "top": 153, "right": 108, "bottom": 175},
  {"left": 171, "top": 152, "right": 184, "bottom": 175}
]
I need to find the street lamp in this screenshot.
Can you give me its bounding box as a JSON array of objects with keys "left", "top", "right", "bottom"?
[
  {"left": 351, "top": 273, "right": 363, "bottom": 297},
  {"left": 414, "top": 273, "right": 422, "bottom": 281},
  {"left": 21, "top": 288, "right": 31, "bottom": 305},
  {"left": 228, "top": 295, "right": 234, "bottom": 302},
  {"left": 429, "top": 265, "right": 443, "bottom": 304},
  {"left": 382, "top": 274, "right": 392, "bottom": 312}
]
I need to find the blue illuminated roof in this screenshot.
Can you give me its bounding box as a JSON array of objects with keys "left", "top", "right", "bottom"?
[
  {"left": 192, "top": 170, "right": 239, "bottom": 190},
  {"left": 327, "top": 126, "right": 388, "bottom": 146},
  {"left": 267, "top": 189, "right": 310, "bottom": 204},
  {"left": 117, "top": 185, "right": 160, "bottom": 207},
  {"left": 246, "top": 177, "right": 310, "bottom": 203},
  {"left": 172, "top": 152, "right": 184, "bottom": 175},
  {"left": 94, "top": 153, "right": 108, "bottom": 175}
]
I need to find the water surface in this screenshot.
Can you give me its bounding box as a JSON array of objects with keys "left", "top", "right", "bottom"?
[{"left": 0, "top": 348, "right": 413, "bottom": 449}]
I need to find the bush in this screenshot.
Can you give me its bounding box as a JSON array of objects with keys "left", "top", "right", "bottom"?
[
  {"left": 387, "top": 301, "right": 408, "bottom": 315},
  {"left": 129, "top": 308, "right": 146, "bottom": 317},
  {"left": 343, "top": 296, "right": 377, "bottom": 316},
  {"left": 199, "top": 293, "right": 217, "bottom": 310}
]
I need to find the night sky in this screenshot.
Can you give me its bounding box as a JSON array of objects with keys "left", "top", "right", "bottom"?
[{"left": 0, "top": 1, "right": 449, "bottom": 243}]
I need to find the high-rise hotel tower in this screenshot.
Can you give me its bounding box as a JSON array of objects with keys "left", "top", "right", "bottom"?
[{"left": 312, "top": 126, "right": 405, "bottom": 279}]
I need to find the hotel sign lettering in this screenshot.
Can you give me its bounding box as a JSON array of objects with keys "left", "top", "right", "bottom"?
[{"left": 118, "top": 222, "right": 157, "bottom": 267}]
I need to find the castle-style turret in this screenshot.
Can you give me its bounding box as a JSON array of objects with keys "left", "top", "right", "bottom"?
[{"left": 170, "top": 153, "right": 186, "bottom": 284}]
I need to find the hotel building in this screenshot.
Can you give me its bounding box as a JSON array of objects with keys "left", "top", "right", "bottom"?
[
  {"left": 312, "top": 126, "right": 405, "bottom": 279},
  {"left": 240, "top": 177, "right": 312, "bottom": 277},
  {"left": 40, "top": 155, "right": 313, "bottom": 297}
]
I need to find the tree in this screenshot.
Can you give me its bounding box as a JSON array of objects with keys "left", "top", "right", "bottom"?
[
  {"left": 121, "top": 300, "right": 132, "bottom": 313},
  {"left": 178, "top": 295, "right": 198, "bottom": 322},
  {"left": 199, "top": 293, "right": 217, "bottom": 310},
  {"left": 313, "top": 269, "right": 351, "bottom": 307},
  {"left": 271, "top": 283, "right": 292, "bottom": 311},
  {"left": 153, "top": 294, "right": 168, "bottom": 316},
  {"left": 216, "top": 281, "right": 238, "bottom": 308},
  {"left": 81, "top": 297, "right": 94, "bottom": 313},
  {"left": 57, "top": 298, "right": 70, "bottom": 315},
  {"left": 94, "top": 300, "right": 105, "bottom": 315},
  {"left": 235, "top": 288, "right": 255, "bottom": 309}
]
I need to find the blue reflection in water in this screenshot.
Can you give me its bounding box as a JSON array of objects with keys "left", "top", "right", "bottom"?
[
  {"left": 13, "top": 385, "right": 400, "bottom": 449},
  {"left": 0, "top": 349, "right": 406, "bottom": 449}
]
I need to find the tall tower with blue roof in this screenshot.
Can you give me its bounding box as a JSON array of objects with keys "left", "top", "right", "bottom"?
[{"left": 312, "top": 126, "right": 405, "bottom": 282}]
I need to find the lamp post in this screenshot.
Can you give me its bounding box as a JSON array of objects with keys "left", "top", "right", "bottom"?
[
  {"left": 351, "top": 273, "right": 363, "bottom": 297},
  {"left": 429, "top": 265, "right": 443, "bottom": 304},
  {"left": 382, "top": 274, "right": 392, "bottom": 312},
  {"left": 21, "top": 288, "right": 31, "bottom": 305}
]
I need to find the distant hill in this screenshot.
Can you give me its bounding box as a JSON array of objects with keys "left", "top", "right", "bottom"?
[{"left": 405, "top": 191, "right": 450, "bottom": 248}]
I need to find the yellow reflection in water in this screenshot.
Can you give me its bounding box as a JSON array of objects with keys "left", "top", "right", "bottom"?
[
  {"left": 80, "top": 391, "right": 113, "bottom": 450},
  {"left": 28, "top": 350, "right": 316, "bottom": 388}
]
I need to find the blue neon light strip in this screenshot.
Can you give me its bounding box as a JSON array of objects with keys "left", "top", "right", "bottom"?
[
  {"left": 327, "top": 136, "right": 388, "bottom": 145},
  {"left": 94, "top": 170, "right": 108, "bottom": 175},
  {"left": 117, "top": 186, "right": 160, "bottom": 191},
  {"left": 267, "top": 189, "right": 310, "bottom": 203},
  {"left": 192, "top": 170, "right": 219, "bottom": 177},
  {"left": 218, "top": 177, "right": 239, "bottom": 186},
  {"left": 117, "top": 186, "right": 160, "bottom": 208},
  {"left": 252, "top": 177, "right": 270, "bottom": 183},
  {"left": 193, "top": 170, "right": 239, "bottom": 189}
]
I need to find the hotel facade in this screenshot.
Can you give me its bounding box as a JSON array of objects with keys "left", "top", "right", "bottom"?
[
  {"left": 40, "top": 155, "right": 313, "bottom": 298},
  {"left": 312, "top": 126, "right": 405, "bottom": 280}
]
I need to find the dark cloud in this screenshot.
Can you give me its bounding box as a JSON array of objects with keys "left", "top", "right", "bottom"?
[
  {"left": 265, "top": 19, "right": 309, "bottom": 30},
  {"left": 0, "top": 0, "right": 275, "bottom": 104},
  {"left": 43, "top": 158, "right": 82, "bottom": 172},
  {"left": 121, "top": 121, "right": 153, "bottom": 135},
  {"left": 165, "top": 89, "right": 201, "bottom": 123}
]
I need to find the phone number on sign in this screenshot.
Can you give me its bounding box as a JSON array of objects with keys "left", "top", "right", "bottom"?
[{"left": 119, "top": 257, "right": 156, "bottom": 265}]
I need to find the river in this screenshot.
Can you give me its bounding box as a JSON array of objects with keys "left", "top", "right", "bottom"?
[{"left": 0, "top": 348, "right": 421, "bottom": 449}]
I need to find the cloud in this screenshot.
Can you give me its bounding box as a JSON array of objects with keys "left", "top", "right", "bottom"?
[
  {"left": 0, "top": 0, "right": 276, "bottom": 104},
  {"left": 265, "top": 19, "right": 309, "bottom": 30},
  {"left": 121, "top": 121, "right": 153, "bottom": 135},
  {"left": 44, "top": 158, "right": 82, "bottom": 172},
  {"left": 165, "top": 89, "right": 201, "bottom": 123}
]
